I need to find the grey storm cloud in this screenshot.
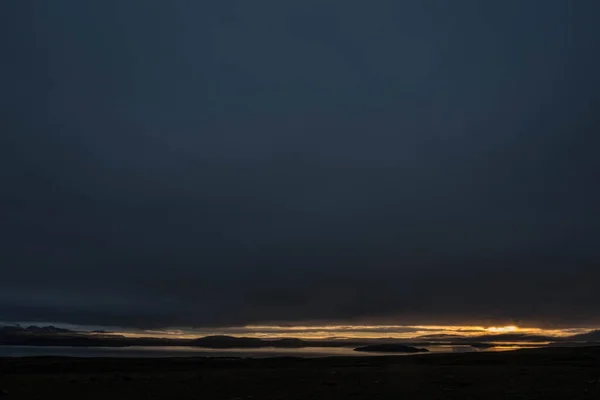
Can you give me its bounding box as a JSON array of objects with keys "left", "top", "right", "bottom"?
[{"left": 1, "top": 0, "right": 599, "bottom": 329}]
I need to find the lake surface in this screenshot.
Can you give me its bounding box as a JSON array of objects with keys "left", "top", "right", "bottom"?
[{"left": 0, "top": 344, "right": 499, "bottom": 358}]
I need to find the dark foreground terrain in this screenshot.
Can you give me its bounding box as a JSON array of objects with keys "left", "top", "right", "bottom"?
[{"left": 1, "top": 346, "right": 599, "bottom": 399}]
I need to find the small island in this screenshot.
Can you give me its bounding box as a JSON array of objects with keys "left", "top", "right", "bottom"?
[{"left": 353, "top": 344, "right": 429, "bottom": 353}]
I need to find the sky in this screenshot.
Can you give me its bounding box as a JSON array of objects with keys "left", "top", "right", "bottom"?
[{"left": 1, "top": 0, "right": 599, "bottom": 333}]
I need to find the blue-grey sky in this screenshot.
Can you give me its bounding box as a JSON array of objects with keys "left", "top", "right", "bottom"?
[{"left": 1, "top": 0, "right": 599, "bottom": 329}]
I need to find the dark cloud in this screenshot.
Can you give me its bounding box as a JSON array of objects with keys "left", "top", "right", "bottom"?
[{"left": 1, "top": 0, "right": 599, "bottom": 329}]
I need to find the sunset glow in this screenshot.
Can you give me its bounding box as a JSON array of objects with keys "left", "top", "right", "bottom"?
[
  {"left": 105, "top": 324, "right": 594, "bottom": 340},
  {"left": 485, "top": 326, "right": 519, "bottom": 333}
]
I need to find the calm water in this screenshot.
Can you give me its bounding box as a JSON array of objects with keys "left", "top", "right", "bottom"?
[{"left": 0, "top": 345, "right": 497, "bottom": 358}]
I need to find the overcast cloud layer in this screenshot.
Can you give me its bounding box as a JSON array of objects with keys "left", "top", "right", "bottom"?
[{"left": 1, "top": 0, "right": 599, "bottom": 329}]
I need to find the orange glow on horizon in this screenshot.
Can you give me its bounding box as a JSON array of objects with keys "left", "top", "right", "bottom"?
[
  {"left": 105, "top": 324, "right": 594, "bottom": 340},
  {"left": 485, "top": 325, "right": 519, "bottom": 333}
]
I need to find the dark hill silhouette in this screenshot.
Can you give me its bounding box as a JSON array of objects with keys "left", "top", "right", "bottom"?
[
  {"left": 25, "top": 325, "right": 72, "bottom": 334},
  {"left": 565, "top": 330, "right": 600, "bottom": 342},
  {"left": 0, "top": 325, "right": 177, "bottom": 347}
]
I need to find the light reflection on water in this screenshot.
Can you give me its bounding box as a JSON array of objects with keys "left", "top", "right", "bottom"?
[{"left": 0, "top": 344, "right": 532, "bottom": 358}]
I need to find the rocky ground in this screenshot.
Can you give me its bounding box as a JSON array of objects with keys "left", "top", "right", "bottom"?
[{"left": 1, "top": 346, "right": 599, "bottom": 399}]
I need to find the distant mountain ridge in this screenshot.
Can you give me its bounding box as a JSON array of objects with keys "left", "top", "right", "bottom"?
[
  {"left": 0, "top": 325, "right": 73, "bottom": 335},
  {"left": 566, "top": 330, "right": 600, "bottom": 342}
]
